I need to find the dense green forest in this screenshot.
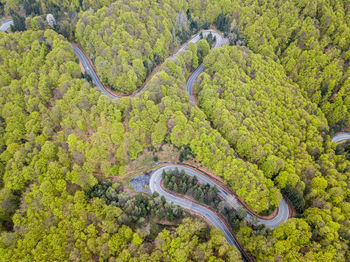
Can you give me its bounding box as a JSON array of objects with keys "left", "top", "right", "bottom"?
[
  {"left": 183, "top": 0, "right": 350, "bottom": 131},
  {"left": 0, "top": 0, "right": 349, "bottom": 261},
  {"left": 0, "top": 30, "right": 244, "bottom": 261},
  {"left": 5, "top": 0, "right": 349, "bottom": 129},
  {"left": 75, "top": 0, "right": 199, "bottom": 94},
  {"left": 195, "top": 44, "right": 350, "bottom": 261},
  {"left": 123, "top": 47, "right": 281, "bottom": 214},
  {"left": 233, "top": 0, "right": 350, "bottom": 132}
]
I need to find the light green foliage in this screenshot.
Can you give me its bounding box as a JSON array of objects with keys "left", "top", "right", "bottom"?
[
  {"left": 227, "top": 0, "right": 350, "bottom": 130},
  {"left": 197, "top": 45, "right": 326, "bottom": 191},
  {"left": 197, "top": 44, "right": 349, "bottom": 262},
  {"left": 108, "top": 225, "right": 133, "bottom": 255},
  {"left": 154, "top": 218, "right": 242, "bottom": 261},
  {"left": 197, "top": 39, "right": 210, "bottom": 62},
  {"left": 131, "top": 232, "right": 143, "bottom": 247},
  {"left": 75, "top": 0, "right": 190, "bottom": 94},
  {"left": 0, "top": 1, "right": 349, "bottom": 261},
  {"left": 0, "top": 30, "right": 244, "bottom": 261},
  {"left": 272, "top": 219, "right": 312, "bottom": 258},
  {"left": 188, "top": 42, "right": 199, "bottom": 69}
]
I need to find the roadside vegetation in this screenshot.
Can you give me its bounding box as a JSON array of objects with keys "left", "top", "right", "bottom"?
[
  {"left": 0, "top": 0, "right": 349, "bottom": 261},
  {"left": 162, "top": 168, "right": 248, "bottom": 231},
  {"left": 163, "top": 168, "right": 223, "bottom": 209},
  {"left": 0, "top": 29, "right": 243, "bottom": 261},
  {"left": 195, "top": 41, "right": 349, "bottom": 262},
  {"left": 3, "top": 0, "right": 350, "bottom": 130},
  {"left": 88, "top": 181, "right": 184, "bottom": 223}
]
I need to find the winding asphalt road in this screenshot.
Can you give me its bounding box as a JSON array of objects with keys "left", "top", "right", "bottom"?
[
  {"left": 0, "top": 19, "right": 13, "bottom": 32},
  {"left": 182, "top": 34, "right": 291, "bottom": 228},
  {"left": 3, "top": 16, "right": 349, "bottom": 260},
  {"left": 186, "top": 32, "right": 223, "bottom": 98},
  {"left": 150, "top": 165, "right": 289, "bottom": 227},
  {"left": 2, "top": 24, "right": 285, "bottom": 259},
  {"left": 71, "top": 45, "right": 117, "bottom": 99},
  {"left": 71, "top": 30, "right": 223, "bottom": 100},
  {"left": 149, "top": 165, "right": 249, "bottom": 262}
]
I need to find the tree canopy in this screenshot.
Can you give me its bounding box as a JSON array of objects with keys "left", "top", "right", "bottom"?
[{"left": 0, "top": 0, "right": 349, "bottom": 261}]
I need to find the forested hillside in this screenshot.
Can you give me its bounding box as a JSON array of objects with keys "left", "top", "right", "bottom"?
[
  {"left": 0, "top": 0, "right": 349, "bottom": 261},
  {"left": 123, "top": 47, "right": 281, "bottom": 214},
  {"left": 0, "top": 30, "right": 243, "bottom": 261},
  {"left": 3, "top": 1, "right": 350, "bottom": 129},
  {"left": 75, "top": 0, "right": 202, "bottom": 94},
  {"left": 144, "top": 0, "right": 350, "bottom": 131},
  {"left": 79, "top": 0, "right": 350, "bottom": 130},
  {"left": 230, "top": 0, "right": 350, "bottom": 131},
  {"left": 195, "top": 45, "right": 350, "bottom": 261}
]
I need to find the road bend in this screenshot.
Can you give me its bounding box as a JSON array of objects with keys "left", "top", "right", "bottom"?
[
  {"left": 149, "top": 165, "right": 291, "bottom": 261},
  {"left": 331, "top": 132, "right": 350, "bottom": 143},
  {"left": 0, "top": 20, "right": 13, "bottom": 32},
  {"left": 71, "top": 30, "right": 223, "bottom": 100},
  {"left": 3, "top": 21, "right": 291, "bottom": 260},
  {"left": 150, "top": 165, "right": 250, "bottom": 262}
]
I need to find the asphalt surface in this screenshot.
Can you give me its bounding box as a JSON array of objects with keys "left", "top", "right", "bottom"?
[
  {"left": 0, "top": 20, "right": 13, "bottom": 32},
  {"left": 331, "top": 132, "right": 350, "bottom": 143},
  {"left": 149, "top": 165, "right": 249, "bottom": 262},
  {"left": 3, "top": 23, "right": 285, "bottom": 259},
  {"left": 148, "top": 165, "right": 290, "bottom": 260},
  {"left": 183, "top": 34, "right": 291, "bottom": 229},
  {"left": 71, "top": 30, "right": 223, "bottom": 100},
  {"left": 186, "top": 32, "right": 223, "bottom": 98},
  {"left": 150, "top": 165, "right": 289, "bottom": 225},
  {"left": 130, "top": 173, "right": 151, "bottom": 194},
  {"left": 187, "top": 64, "right": 204, "bottom": 96},
  {"left": 71, "top": 45, "right": 117, "bottom": 100}
]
